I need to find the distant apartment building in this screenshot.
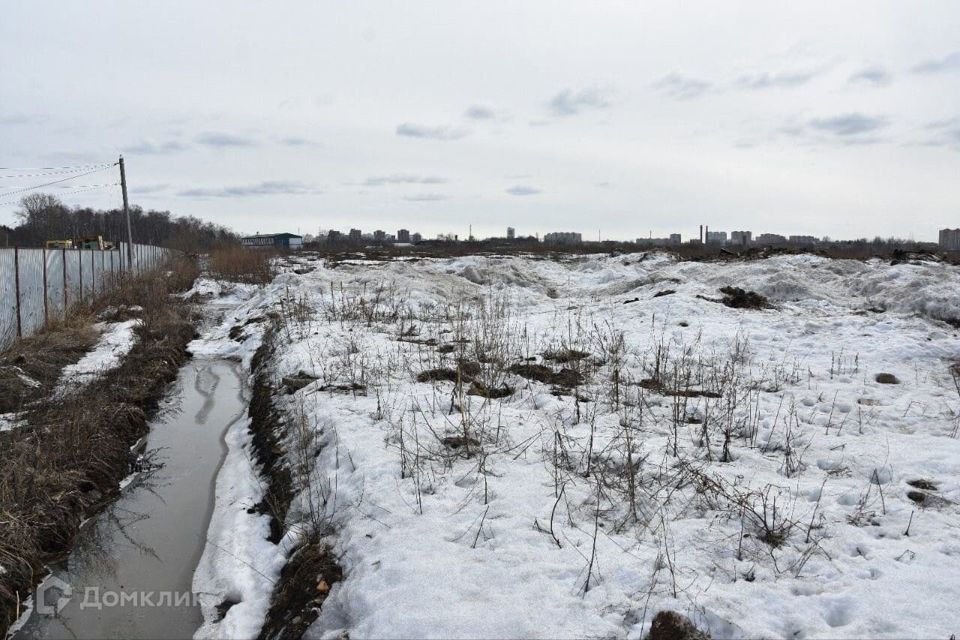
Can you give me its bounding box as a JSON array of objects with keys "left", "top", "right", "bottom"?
[
  {"left": 706, "top": 230, "right": 727, "bottom": 245},
  {"left": 730, "top": 230, "right": 752, "bottom": 246},
  {"left": 636, "top": 235, "right": 680, "bottom": 247},
  {"left": 755, "top": 233, "right": 787, "bottom": 245},
  {"left": 373, "top": 229, "right": 386, "bottom": 242},
  {"left": 507, "top": 227, "right": 516, "bottom": 240},
  {"left": 397, "top": 228, "right": 411, "bottom": 243},
  {"left": 349, "top": 228, "right": 362, "bottom": 242},
  {"left": 939, "top": 228, "right": 960, "bottom": 251},
  {"left": 411, "top": 232, "right": 422, "bottom": 243},
  {"left": 789, "top": 235, "right": 818, "bottom": 245},
  {"left": 327, "top": 229, "right": 343, "bottom": 243},
  {"left": 543, "top": 232, "right": 582, "bottom": 245}
]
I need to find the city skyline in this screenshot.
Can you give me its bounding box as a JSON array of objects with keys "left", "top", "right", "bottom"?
[
  {"left": 255, "top": 223, "right": 933, "bottom": 247},
  {"left": 2, "top": 2, "right": 959, "bottom": 241}
]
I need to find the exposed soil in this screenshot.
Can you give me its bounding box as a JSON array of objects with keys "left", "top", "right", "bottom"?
[
  {"left": 416, "top": 360, "right": 481, "bottom": 384},
  {"left": 645, "top": 610, "right": 710, "bottom": 640},
  {"left": 282, "top": 372, "right": 318, "bottom": 393},
  {"left": 397, "top": 336, "right": 438, "bottom": 347},
  {"left": 257, "top": 536, "right": 343, "bottom": 640},
  {"left": 508, "top": 363, "right": 584, "bottom": 388},
  {"left": 442, "top": 435, "right": 481, "bottom": 450},
  {"left": 543, "top": 348, "right": 591, "bottom": 363},
  {"left": 637, "top": 378, "right": 721, "bottom": 398},
  {"left": 467, "top": 381, "right": 514, "bottom": 398},
  {"left": 875, "top": 372, "right": 900, "bottom": 384},
  {"left": 247, "top": 326, "right": 295, "bottom": 544},
  {"left": 241, "top": 318, "right": 346, "bottom": 640},
  {"left": 717, "top": 286, "right": 770, "bottom": 309}
]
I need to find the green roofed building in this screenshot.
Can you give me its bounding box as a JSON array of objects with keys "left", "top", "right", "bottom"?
[{"left": 240, "top": 232, "right": 303, "bottom": 250}]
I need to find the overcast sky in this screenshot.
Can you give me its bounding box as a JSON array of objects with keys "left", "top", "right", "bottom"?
[{"left": 2, "top": 1, "right": 959, "bottom": 241}]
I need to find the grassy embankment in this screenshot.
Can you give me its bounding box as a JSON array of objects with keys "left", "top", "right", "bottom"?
[{"left": 0, "top": 256, "right": 199, "bottom": 634}]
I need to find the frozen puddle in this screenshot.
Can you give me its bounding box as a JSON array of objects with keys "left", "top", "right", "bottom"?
[{"left": 13, "top": 360, "right": 248, "bottom": 640}]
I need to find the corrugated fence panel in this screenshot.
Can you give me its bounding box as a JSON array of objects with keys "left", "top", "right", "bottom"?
[
  {"left": 46, "top": 250, "right": 66, "bottom": 320},
  {"left": 80, "top": 249, "right": 93, "bottom": 302},
  {"left": 64, "top": 250, "right": 82, "bottom": 309},
  {"left": 18, "top": 250, "right": 46, "bottom": 337},
  {"left": 0, "top": 251, "right": 16, "bottom": 349},
  {"left": 1, "top": 244, "right": 178, "bottom": 350}
]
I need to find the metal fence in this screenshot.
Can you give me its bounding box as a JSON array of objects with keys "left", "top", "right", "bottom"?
[{"left": 0, "top": 243, "right": 177, "bottom": 350}]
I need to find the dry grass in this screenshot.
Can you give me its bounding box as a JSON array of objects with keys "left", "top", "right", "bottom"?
[
  {"left": 0, "top": 257, "right": 198, "bottom": 635},
  {"left": 209, "top": 245, "right": 274, "bottom": 284},
  {"left": 0, "top": 316, "right": 98, "bottom": 413}
]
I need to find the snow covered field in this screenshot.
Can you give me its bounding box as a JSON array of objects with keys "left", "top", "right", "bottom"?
[{"left": 196, "top": 252, "right": 960, "bottom": 639}]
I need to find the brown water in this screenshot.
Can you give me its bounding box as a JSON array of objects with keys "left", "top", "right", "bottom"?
[{"left": 13, "top": 360, "right": 247, "bottom": 640}]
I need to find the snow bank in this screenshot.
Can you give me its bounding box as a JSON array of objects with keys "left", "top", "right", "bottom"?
[
  {"left": 0, "top": 412, "right": 24, "bottom": 433},
  {"left": 55, "top": 319, "right": 142, "bottom": 393},
  {"left": 205, "top": 253, "right": 960, "bottom": 639},
  {"left": 190, "top": 279, "right": 287, "bottom": 639}
]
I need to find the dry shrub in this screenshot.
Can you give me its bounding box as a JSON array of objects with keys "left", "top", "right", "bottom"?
[
  {"left": 209, "top": 245, "right": 274, "bottom": 284},
  {"left": 0, "top": 316, "right": 98, "bottom": 413}
]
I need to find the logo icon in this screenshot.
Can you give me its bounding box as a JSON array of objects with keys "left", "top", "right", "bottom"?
[{"left": 36, "top": 577, "right": 72, "bottom": 617}]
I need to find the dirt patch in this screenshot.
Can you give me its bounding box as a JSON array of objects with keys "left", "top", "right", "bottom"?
[
  {"left": 416, "top": 361, "right": 481, "bottom": 383},
  {"left": 508, "top": 363, "right": 584, "bottom": 388},
  {"left": 637, "top": 378, "right": 721, "bottom": 398},
  {"left": 653, "top": 289, "right": 676, "bottom": 298},
  {"left": 467, "top": 381, "right": 514, "bottom": 398},
  {"left": 417, "top": 368, "right": 462, "bottom": 383},
  {"left": 282, "top": 372, "right": 318, "bottom": 393},
  {"left": 398, "top": 336, "right": 438, "bottom": 347},
  {"left": 442, "top": 435, "right": 480, "bottom": 450},
  {"left": 257, "top": 536, "right": 343, "bottom": 640},
  {"left": 228, "top": 315, "right": 266, "bottom": 341},
  {"left": 543, "top": 348, "right": 591, "bottom": 363},
  {"left": 875, "top": 373, "right": 900, "bottom": 384},
  {"left": 646, "top": 610, "right": 710, "bottom": 640},
  {"left": 214, "top": 597, "right": 239, "bottom": 622},
  {"left": 316, "top": 382, "right": 366, "bottom": 393},
  {"left": 717, "top": 286, "right": 770, "bottom": 309},
  {"left": 907, "top": 479, "right": 937, "bottom": 490},
  {"left": 247, "top": 326, "right": 295, "bottom": 544}
]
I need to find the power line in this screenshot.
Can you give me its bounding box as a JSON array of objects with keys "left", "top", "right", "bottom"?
[
  {"left": 0, "top": 164, "right": 115, "bottom": 200},
  {"left": 0, "top": 182, "right": 120, "bottom": 190},
  {"left": 0, "top": 164, "right": 113, "bottom": 179},
  {"left": 0, "top": 163, "right": 112, "bottom": 171},
  {"left": 0, "top": 183, "right": 119, "bottom": 207}
]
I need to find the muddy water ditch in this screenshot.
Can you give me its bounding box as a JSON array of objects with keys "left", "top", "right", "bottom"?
[{"left": 12, "top": 360, "right": 247, "bottom": 640}]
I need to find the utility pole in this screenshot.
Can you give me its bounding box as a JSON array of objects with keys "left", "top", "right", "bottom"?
[{"left": 118, "top": 155, "right": 133, "bottom": 266}]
